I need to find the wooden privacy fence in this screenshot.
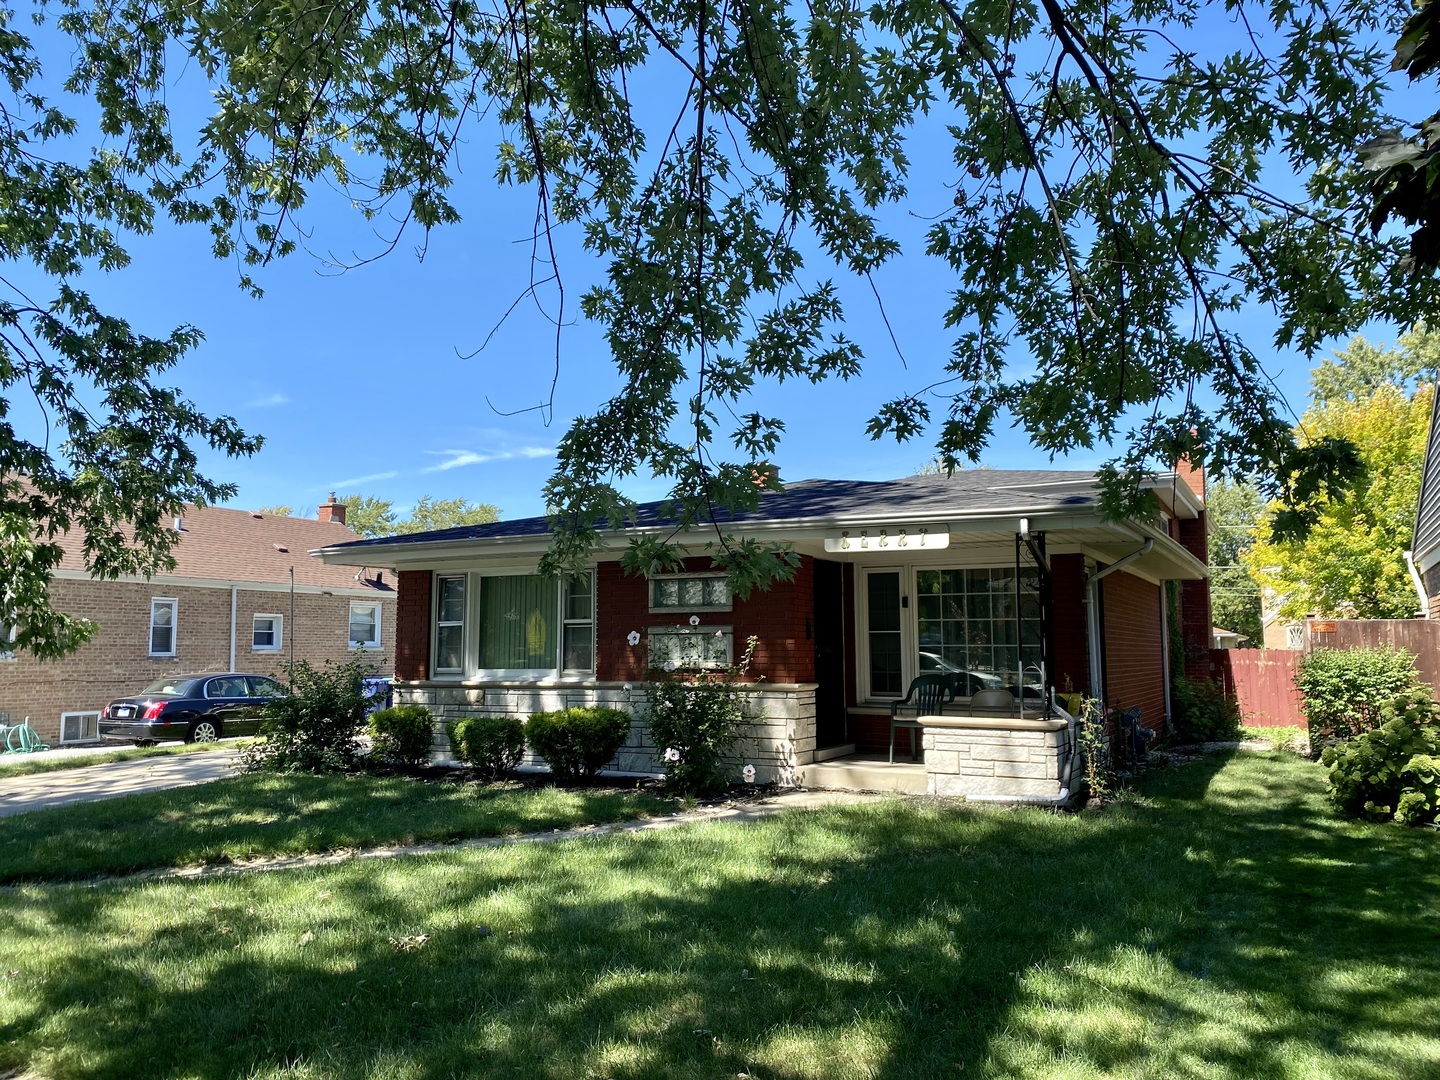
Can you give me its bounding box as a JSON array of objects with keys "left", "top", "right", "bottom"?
[
  {"left": 1210, "top": 649, "right": 1305, "bottom": 728},
  {"left": 1304, "top": 619, "right": 1440, "bottom": 688}
]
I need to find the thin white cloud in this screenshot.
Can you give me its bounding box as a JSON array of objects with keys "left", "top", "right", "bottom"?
[
  {"left": 329, "top": 470, "right": 399, "bottom": 488},
  {"left": 422, "top": 446, "right": 554, "bottom": 473},
  {"left": 247, "top": 392, "right": 290, "bottom": 408}
]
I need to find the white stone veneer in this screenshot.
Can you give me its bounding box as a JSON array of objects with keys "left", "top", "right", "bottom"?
[
  {"left": 395, "top": 681, "right": 818, "bottom": 786},
  {"left": 922, "top": 716, "right": 1076, "bottom": 801}
]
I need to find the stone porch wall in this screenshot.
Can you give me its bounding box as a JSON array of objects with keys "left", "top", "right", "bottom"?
[
  {"left": 922, "top": 717, "right": 1075, "bottom": 801},
  {"left": 395, "top": 681, "right": 818, "bottom": 786}
]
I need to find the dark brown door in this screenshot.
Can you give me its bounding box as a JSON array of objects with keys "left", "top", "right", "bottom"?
[{"left": 813, "top": 559, "right": 848, "bottom": 748}]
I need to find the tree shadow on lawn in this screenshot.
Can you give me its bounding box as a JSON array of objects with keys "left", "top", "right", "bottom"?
[{"left": 1, "top": 752, "right": 1437, "bottom": 1079}]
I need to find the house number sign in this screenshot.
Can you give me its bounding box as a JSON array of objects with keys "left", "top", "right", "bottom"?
[{"left": 823, "top": 525, "right": 951, "bottom": 553}]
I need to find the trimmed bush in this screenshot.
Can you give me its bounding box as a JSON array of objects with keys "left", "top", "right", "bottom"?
[
  {"left": 242, "top": 659, "right": 382, "bottom": 773},
  {"left": 643, "top": 678, "right": 748, "bottom": 796},
  {"left": 448, "top": 715, "right": 525, "bottom": 781},
  {"left": 368, "top": 705, "right": 435, "bottom": 767},
  {"left": 526, "top": 707, "right": 631, "bottom": 781},
  {"left": 1297, "top": 646, "right": 1424, "bottom": 756},
  {"left": 1322, "top": 687, "right": 1440, "bottom": 825},
  {"left": 1170, "top": 676, "right": 1242, "bottom": 744}
]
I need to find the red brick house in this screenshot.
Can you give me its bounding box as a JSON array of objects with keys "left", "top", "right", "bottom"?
[
  {"left": 1, "top": 497, "right": 394, "bottom": 745},
  {"left": 313, "top": 470, "right": 1209, "bottom": 801}
]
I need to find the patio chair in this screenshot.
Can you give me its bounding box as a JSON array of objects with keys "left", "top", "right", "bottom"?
[
  {"left": 969, "top": 688, "right": 1016, "bottom": 711},
  {"left": 890, "top": 673, "right": 952, "bottom": 763}
]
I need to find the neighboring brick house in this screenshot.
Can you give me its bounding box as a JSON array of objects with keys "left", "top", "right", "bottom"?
[
  {"left": 0, "top": 497, "right": 394, "bottom": 745},
  {"left": 314, "top": 470, "right": 1210, "bottom": 802}
]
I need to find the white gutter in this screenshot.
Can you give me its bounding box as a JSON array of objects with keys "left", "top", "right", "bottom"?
[
  {"left": 1405, "top": 551, "right": 1429, "bottom": 618},
  {"left": 229, "top": 586, "right": 238, "bottom": 671}
]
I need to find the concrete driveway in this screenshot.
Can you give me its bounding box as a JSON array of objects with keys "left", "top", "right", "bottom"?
[{"left": 0, "top": 749, "right": 244, "bottom": 817}]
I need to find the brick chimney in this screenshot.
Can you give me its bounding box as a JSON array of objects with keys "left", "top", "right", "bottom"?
[{"left": 318, "top": 493, "right": 347, "bottom": 526}]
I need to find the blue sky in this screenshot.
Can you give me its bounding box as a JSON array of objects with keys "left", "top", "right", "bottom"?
[{"left": 9, "top": 10, "right": 1428, "bottom": 524}]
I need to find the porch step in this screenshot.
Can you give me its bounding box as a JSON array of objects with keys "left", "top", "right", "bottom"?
[{"left": 795, "top": 757, "right": 928, "bottom": 795}]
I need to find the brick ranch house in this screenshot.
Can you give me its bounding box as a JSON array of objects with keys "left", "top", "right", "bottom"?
[
  {"left": 313, "top": 469, "right": 1211, "bottom": 802},
  {"left": 1, "top": 497, "right": 395, "bottom": 746}
]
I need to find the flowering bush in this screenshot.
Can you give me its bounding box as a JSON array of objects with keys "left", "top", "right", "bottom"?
[{"left": 643, "top": 636, "right": 758, "bottom": 796}]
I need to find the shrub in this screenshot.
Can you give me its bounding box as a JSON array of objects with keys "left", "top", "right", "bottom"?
[
  {"left": 644, "top": 679, "right": 749, "bottom": 796},
  {"left": 1169, "top": 676, "right": 1242, "bottom": 744},
  {"left": 525, "top": 707, "right": 631, "bottom": 782},
  {"left": 242, "top": 659, "right": 382, "bottom": 773},
  {"left": 1322, "top": 687, "right": 1440, "bottom": 825},
  {"left": 448, "top": 715, "right": 525, "bottom": 781},
  {"left": 368, "top": 705, "right": 435, "bottom": 767},
  {"left": 1297, "top": 646, "right": 1424, "bottom": 756}
]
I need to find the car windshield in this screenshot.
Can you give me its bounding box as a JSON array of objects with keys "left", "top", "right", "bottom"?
[{"left": 139, "top": 678, "right": 196, "bottom": 696}]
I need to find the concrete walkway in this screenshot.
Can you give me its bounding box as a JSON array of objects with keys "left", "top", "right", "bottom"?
[{"left": 0, "top": 748, "right": 244, "bottom": 817}]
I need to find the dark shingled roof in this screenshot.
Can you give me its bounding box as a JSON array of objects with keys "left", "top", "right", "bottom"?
[
  {"left": 325, "top": 470, "right": 1101, "bottom": 551},
  {"left": 1415, "top": 390, "right": 1440, "bottom": 562}
]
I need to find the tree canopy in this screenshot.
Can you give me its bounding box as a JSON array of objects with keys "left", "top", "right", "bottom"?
[
  {"left": 2, "top": 0, "right": 1438, "bottom": 652},
  {"left": 1245, "top": 333, "right": 1436, "bottom": 620},
  {"left": 339, "top": 495, "right": 500, "bottom": 538}
]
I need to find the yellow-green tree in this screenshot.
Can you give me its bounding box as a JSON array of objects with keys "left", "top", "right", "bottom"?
[{"left": 1246, "top": 343, "right": 1434, "bottom": 619}]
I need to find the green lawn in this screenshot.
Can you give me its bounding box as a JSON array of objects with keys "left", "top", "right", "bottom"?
[
  {"left": 2, "top": 752, "right": 1437, "bottom": 1079},
  {"left": 0, "top": 773, "right": 676, "bottom": 883}
]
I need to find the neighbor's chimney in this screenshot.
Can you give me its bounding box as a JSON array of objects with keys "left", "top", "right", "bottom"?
[
  {"left": 318, "top": 492, "right": 347, "bottom": 526},
  {"left": 1175, "top": 448, "right": 1205, "bottom": 503}
]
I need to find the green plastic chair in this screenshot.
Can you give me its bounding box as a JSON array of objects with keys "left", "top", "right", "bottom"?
[{"left": 890, "top": 674, "right": 952, "bottom": 762}]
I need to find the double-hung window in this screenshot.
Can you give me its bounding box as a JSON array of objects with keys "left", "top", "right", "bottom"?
[
  {"left": 252, "top": 614, "right": 283, "bottom": 652},
  {"left": 434, "top": 576, "right": 466, "bottom": 674},
  {"left": 436, "top": 571, "right": 594, "bottom": 676},
  {"left": 0, "top": 623, "right": 15, "bottom": 661},
  {"left": 349, "top": 601, "right": 382, "bottom": 649},
  {"left": 149, "top": 598, "right": 177, "bottom": 657}
]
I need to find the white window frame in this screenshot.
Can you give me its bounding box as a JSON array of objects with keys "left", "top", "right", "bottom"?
[
  {"left": 149, "top": 598, "right": 178, "bottom": 658},
  {"left": 648, "top": 572, "right": 732, "bottom": 613},
  {"left": 0, "top": 623, "right": 15, "bottom": 662},
  {"left": 561, "top": 573, "right": 596, "bottom": 673},
  {"left": 349, "top": 601, "right": 383, "bottom": 650},
  {"left": 59, "top": 710, "right": 100, "bottom": 745},
  {"left": 432, "top": 574, "right": 468, "bottom": 675},
  {"left": 436, "top": 568, "right": 597, "bottom": 681},
  {"left": 252, "top": 613, "right": 284, "bottom": 652},
  {"left": 858, "top": 565, "right": 909, "bottom": 701}
]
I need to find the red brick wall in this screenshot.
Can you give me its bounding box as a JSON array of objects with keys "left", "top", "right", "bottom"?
[
  {"left": 395, "top": 570, "right": 432, "bottom": 682},
  {"left": 1050, "top": 553, "right": 1090, "bottom": 695},
  {"left": 1101, "top": 570, "right": 1167, "bottom": 730},
  {"left": 596, "top": 556, "right": 817, "bottom": 683},
  {"left": 0, "top": 577, "right": 394, "bottom": 744},
  {"left": 1176, "top": 515, "right": 1212, "bottom": 676}
]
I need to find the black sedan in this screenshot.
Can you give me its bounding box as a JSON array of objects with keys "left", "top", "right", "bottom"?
[{"left": 99, "top": 673, "right": 286, "bottom": 745}]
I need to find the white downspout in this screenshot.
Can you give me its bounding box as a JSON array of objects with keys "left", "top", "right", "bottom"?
[
  {"left": 1083, "top": 538, "right": 1155, "bottom": 708},
  {"left": 229, "top": 586, "right": 238, "bottom": 671},
  {"left": 1404, "top": 551, "right": 1429, "bottom": 619}
]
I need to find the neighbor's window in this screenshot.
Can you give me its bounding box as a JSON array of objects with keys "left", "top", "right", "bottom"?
[
  {"left": 252, "top": 614, "right": 283, "bottom": 652},
  {"left": 349, "top": 601, "right": 382, "bottom": 649},
  {"left": 149, "top": 598, "right": 177, "bottom": 657},
  {"left": 434, "top": 575, "right": 466, "bottom": 673},
  {"left": 0, "top": 623, "right": 15, "bottom": 661},
  {"left": 650, "top": 573, "right": 731, "bottom": 612},
  {"left": 59, "top": 711, "right": 100, "bottom": 744}
]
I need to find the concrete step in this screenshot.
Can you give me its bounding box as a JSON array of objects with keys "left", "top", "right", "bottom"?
[{"left": 796, "top": 757, "right": 927, "bottom": 794}]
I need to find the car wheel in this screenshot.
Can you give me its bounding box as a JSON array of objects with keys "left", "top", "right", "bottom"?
[{"left": 187, "top": 720, "right": 221, "bottom": 743}]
